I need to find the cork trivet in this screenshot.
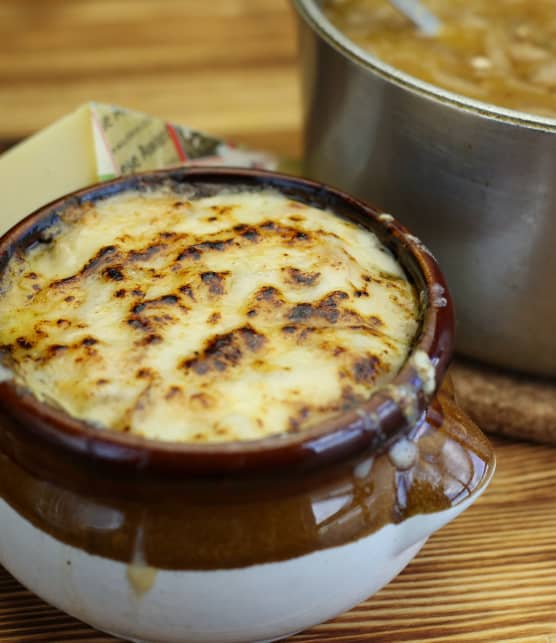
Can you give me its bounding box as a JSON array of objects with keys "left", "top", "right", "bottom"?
[{"left": 451, "top": 358, "right": 556, "bottom": 445}]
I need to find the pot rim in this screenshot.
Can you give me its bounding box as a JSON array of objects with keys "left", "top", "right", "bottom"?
[
  {"left": 293, "top": 0, "right": 556, "bottom": 133},
  {"left": 0, "top": 167, "right": 454, "bottom": 476}
]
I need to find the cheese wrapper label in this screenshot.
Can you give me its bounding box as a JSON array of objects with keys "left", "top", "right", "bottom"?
[{"left": 0, "top": 102, "right": 277, "bottom": 235}]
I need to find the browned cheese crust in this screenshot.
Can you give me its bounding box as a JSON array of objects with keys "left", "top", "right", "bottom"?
[{"left": 0, "top": 187, "right": 419, "bottom": 442}]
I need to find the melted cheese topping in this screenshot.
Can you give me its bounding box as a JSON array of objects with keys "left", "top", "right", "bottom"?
[{"left": 0, "top": 186, "right": 419, "bottom": 442}]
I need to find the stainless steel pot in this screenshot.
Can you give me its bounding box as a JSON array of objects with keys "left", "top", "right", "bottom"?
[{"left": 293, "top": 0, "right": 556, "bottom": 377}]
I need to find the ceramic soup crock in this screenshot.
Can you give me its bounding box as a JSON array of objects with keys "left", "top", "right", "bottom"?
[{"left": 0, "top": 168, "right": 494, "bottom": 643}]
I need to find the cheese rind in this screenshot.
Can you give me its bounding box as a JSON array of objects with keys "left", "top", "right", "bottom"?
[{"left": 0, "top": 187, "right": 419, "bottom": 443}]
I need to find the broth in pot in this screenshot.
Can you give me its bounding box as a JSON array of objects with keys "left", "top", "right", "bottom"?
[{"left": 324, "top": 0, "right": 556, "bottom": 118}]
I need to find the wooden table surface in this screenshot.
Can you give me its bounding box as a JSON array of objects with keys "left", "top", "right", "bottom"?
[{"left": 0, "top": 1, "right": 555, "bottom": 642}]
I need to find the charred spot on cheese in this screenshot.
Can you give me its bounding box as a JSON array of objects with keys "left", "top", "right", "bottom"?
[
  {"left": 137, "top": 333, "right": 163, "bottom": 346},
  {"left": 233, "top": 223, "right": 261, "bottom": 242},
  {"left": 207, "top": 312, "right": 221, "bottom": 325},
  {"left": 353, "top": 356, "right": 381, "bottom": 383},
  {"left": 283, "top": 267, "right": 321, "bottom": 287},
  {"left": 166, "top": 386, "right": 182, "bottom": 400},
  {"left": 47, "top": 344, "right": 68, "bottom": 357},
  {"left": 176, "top": 238, "right": 234, "bottom": 263},
  {"left": 103, "top": 266, "right": 124, "bottom": 281},
  {"left": 182, "top": 325, "right": 265, "bottom": 376},
  {"left": 200, "top": 271, "right": 229, "bottom": 296},
  {"left": 16, "top": 337, "right": 33, "bottom": 350},
  {"left": 256, "top": 286, "right": 282, "bottom": 302},
  {"left": 131, "top": 294, "right": 179, "bottom": 314},
  {"left": 0, "top": 186, "right": 420, "bottom": 443},
  {"left": 128, "top": 244, "right": 167, "bottom": 262}
]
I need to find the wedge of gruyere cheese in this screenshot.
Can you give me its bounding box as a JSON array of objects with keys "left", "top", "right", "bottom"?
[
  {"left": 0, "top": 102, "right": 276, "bottom": 236},
  {"left": 0, "top": 105, "right": 97, "bottom": 235}
]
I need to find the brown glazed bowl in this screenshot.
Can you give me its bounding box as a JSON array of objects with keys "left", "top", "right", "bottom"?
[{"left": 0, "top": 168, "right": 494, "bottom": 643}]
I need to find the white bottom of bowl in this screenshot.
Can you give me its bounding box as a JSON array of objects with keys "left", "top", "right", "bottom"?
[
  {"left": 0, "top": 495, "right": 477, "bottom": 643},
  {"left": 123, "top": 633, "right": 305, "bottom": 643}
]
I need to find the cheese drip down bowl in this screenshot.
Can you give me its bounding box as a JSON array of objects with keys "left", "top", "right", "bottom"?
[
  {"left": 294, "top": 0, "right": 556, "bottom": 377},
  {"left": 0, "top": 168, "right": 494, "bottom": 643}
]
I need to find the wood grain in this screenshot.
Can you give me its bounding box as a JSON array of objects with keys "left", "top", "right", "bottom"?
[
  {"left": 0, "top": 1, "right": 555, "bottom": 641},
  {"left": 0, "top": 0, "right": 301, "bottom": 158}
]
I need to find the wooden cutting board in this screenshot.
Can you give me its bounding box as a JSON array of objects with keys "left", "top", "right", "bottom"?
[
  {"left": 1, "top": 436, "right": 555, "bottom": 642},
  {"left": 452, "top": 360, "right": 556, "bottom": 446}
]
